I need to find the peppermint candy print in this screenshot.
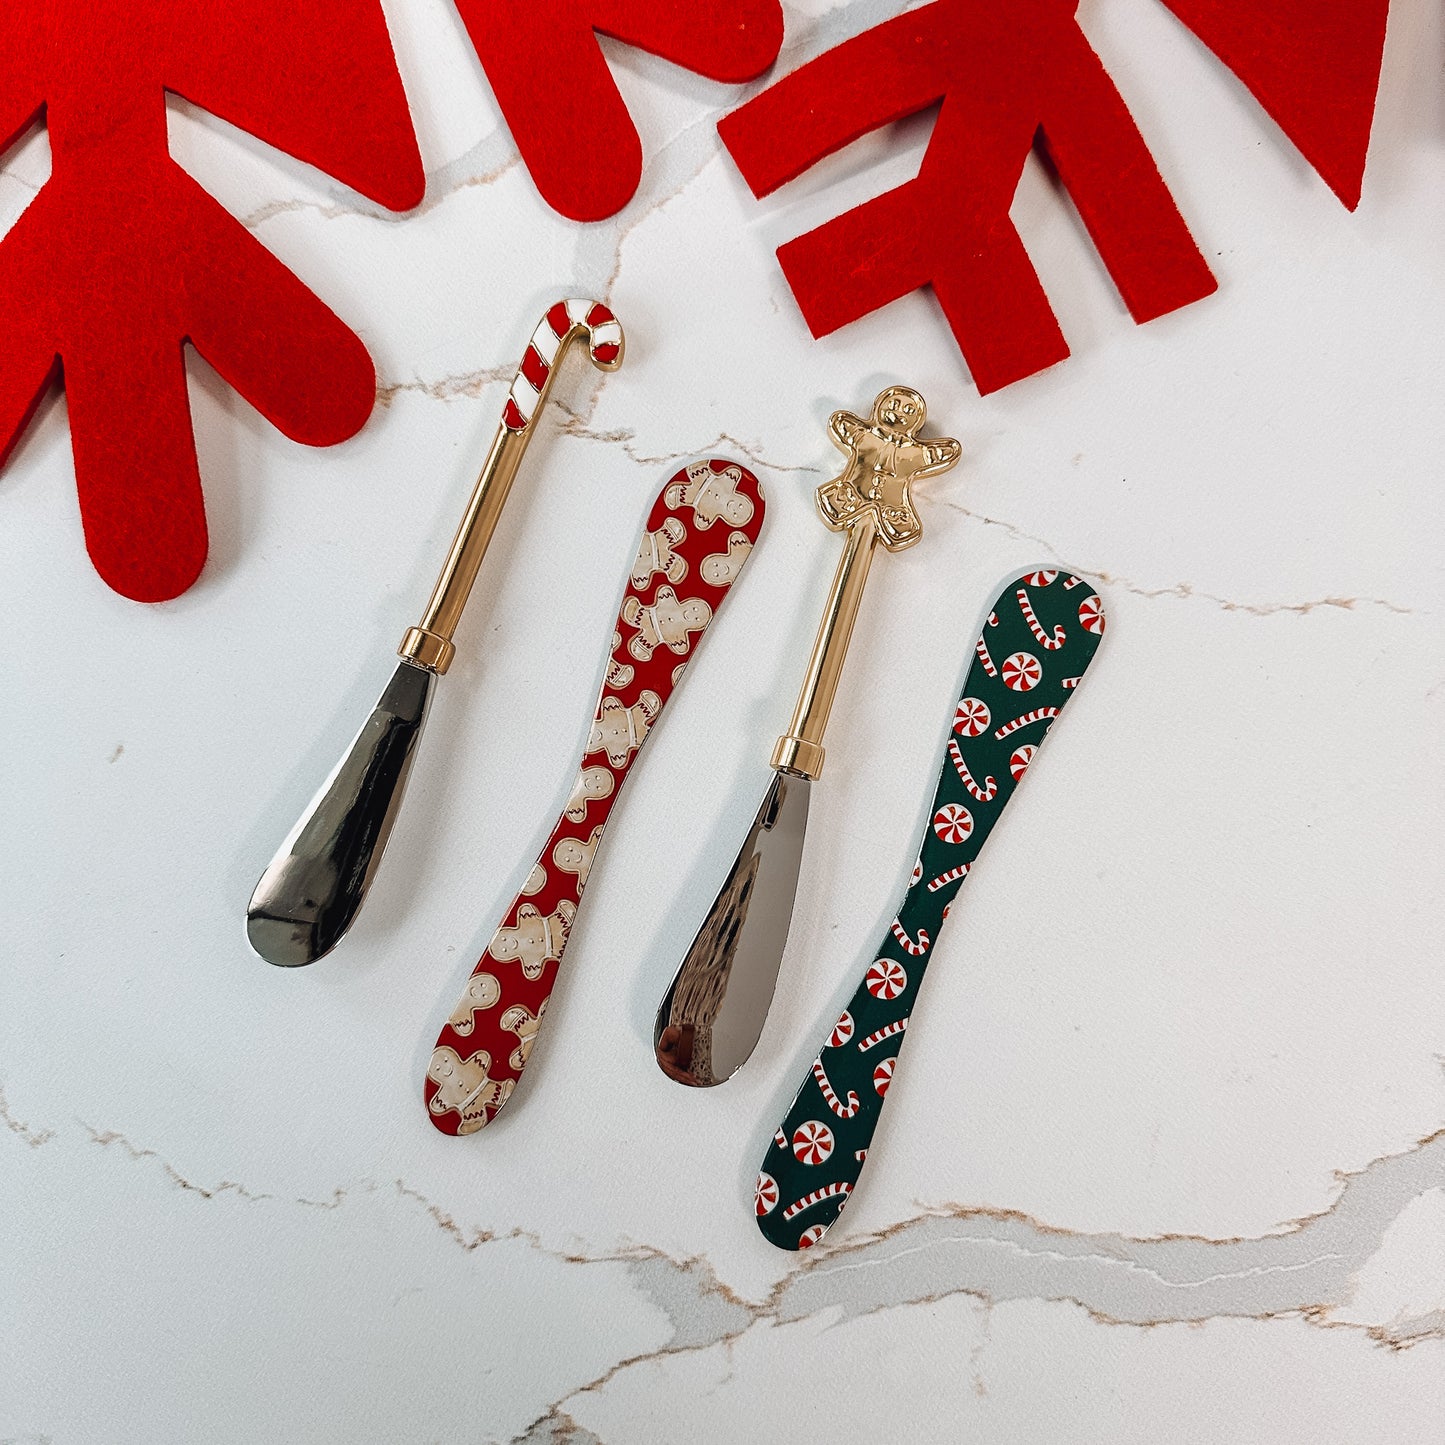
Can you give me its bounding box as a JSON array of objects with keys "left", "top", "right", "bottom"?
[
  {"left": 792, "top": 1120, "right": 835, "bottom": 1165},
  {"left": 933, "top": 802, "right": 974, "bottom": 843},
  {"left": 755, "top": 1172, "right": 779, "bottom": 1215},
  {"left": 1002, "top": 651, "right": 1042, "bottom": 691},
  {"left": 865, "top": 958, "right": 907, "bottom": 1000},
  {"left": 1009, "top": 745, "right": 1038, "bottom": 781},
  {"left": 753, "top": 569, "right": 1107, "bottom": 1251},
  {"left": 954, "top": 697, "right": 990, "bottom": 736},
  {"left": 1078, "top": 594, "right": 1106, "bottom": 634}
]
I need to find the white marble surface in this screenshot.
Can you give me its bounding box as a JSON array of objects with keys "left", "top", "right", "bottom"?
[{"left": 3, "top": 1, "right": 1443, "bottom": 1440}]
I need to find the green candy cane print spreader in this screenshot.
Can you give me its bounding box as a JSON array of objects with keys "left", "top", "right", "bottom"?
[{"left": 754, "top": 568, "right": 1107, "bottom": 1249}]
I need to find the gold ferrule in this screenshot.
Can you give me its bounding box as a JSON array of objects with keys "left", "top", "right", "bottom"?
[{"left": 771, "top": 512, "right": 879, "bottom": 781}]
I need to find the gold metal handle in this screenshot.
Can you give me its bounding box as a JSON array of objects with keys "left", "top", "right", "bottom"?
[
  {"left": 771, "top": 386, "right": 962, "bottom": 781},
  {"left": 771, "top": 513, "right": 878, "bottom": 780},
  {"left": 399, "top": 301, "right": 624, "bottom": 674}
]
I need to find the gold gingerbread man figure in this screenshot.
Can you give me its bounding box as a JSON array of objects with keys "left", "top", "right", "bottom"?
[{"left": 818, "top": 387, "right": 961, "bottom": 550}]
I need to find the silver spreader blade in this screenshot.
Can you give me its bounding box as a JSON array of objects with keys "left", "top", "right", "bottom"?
[
  {"left": 246, "top": 659, "right": 435, "bottom": 967},
  {"left": 653, "top": 769, "right": 811, "bottom": 1086}
]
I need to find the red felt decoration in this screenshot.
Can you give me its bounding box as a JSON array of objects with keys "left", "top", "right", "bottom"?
[
  {"left": 718, "top": 0, "right": 1219, "bottom": 395},
  {"left": 0, "top": 2, "right": 424, "bottom": 602},
  {"left": 451, "top": 0, "right": 784, "bottom": 222},
  {"left": 1155, "top": 0, "right": 1389, "bottom": 209},
  {"left": 719, "top": 0, "right": 1389, "bottom": 393}
]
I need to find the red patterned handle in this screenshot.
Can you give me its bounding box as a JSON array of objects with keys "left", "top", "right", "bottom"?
[{"left": 425, "top": 460, "right": 766, "bottom": 1135}]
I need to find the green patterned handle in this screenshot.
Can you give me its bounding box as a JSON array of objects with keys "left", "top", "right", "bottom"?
[{"left": 754, "top": 570, "right": 1106, "bottom": 1249}]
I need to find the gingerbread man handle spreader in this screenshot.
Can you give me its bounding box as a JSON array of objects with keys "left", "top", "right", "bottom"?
[
  {"left": 247, "top": 301, "right": 622, "bottom": 967},
  {"left": 756, "top": 570, "right": 1106, "bottom": 1249},
  {"left": 425, "top": 461, "right": 767, "bottom": 1135},
  {"left": 653, "top": 388, "right": 960, "bottom": 1088}
]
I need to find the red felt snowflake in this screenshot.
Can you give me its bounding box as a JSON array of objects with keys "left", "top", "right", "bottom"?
[
  {"left": 451, "top": 0, "right": 785, "bottom": 221},
  {"left": 719, "top": 0, "right": 1389, "bottom": 393},
  {"left": 0, "top": 1, "right": 425, "bottom": 602}
]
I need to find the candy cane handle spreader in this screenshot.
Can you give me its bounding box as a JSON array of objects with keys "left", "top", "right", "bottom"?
[{"left": 247, "top": 300, "right": 622, "bottom": 967}]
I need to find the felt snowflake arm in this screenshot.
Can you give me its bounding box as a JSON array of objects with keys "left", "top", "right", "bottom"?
[
  {"left": 0, "top": 16, "right": 45, "bottom": 151},
  {"left": 165, "top": 0, "right": 424, "bottom": 210},
  {"left": 453, "top": 0, "right": 783, "bottom": 221},
  {"left": 718, "top": 8, "right": 948, "bottom": 198},
  {"left": 591, "top": 0, "right": 784, "bottom": 83},
  {"left": 0, "top": 0, "right": 425, "bottom": 602},
  {"left": 1156, "top": 0, "right": 1386, "bottom": 209},
  {"left": 1036, "top": 39, "right": 1218, "bottom": 326},
  {"left": 0, "top": 203, "right": 58, "bottom": 472},
  {"left": 180, "top": 175, "right": 377, "bottom": 445},
  {"left": 719, "top": 0, "right": 1217, "bottom": 394}
]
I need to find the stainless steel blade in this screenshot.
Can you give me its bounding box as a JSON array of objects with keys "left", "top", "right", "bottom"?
[
  {"left": 653, "top": 770, "right": 811, "bottom": 1086},
  {"left": 246, "top": 660, "right": 434, "bottom": 967}
]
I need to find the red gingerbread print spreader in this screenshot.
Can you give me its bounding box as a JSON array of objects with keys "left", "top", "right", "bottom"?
[{"left": 424, "top": 460, "right": 766, "bottom": 1135}]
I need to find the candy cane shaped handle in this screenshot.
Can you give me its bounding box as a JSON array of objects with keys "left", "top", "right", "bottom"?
[
  {"left": 400, "top": 299, "right": 625, "bottom": 675},
  {"left": 754, "top": 569, "right": 1107, "bottom": 1249},
  {"left": 424, "top": 460, "right": 766, "bottom": 1137},
  {"left": 503, "top": 300, "right": 624, "bottom": 433}
]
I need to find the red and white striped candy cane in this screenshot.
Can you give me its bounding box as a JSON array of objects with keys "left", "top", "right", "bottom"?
[
  {"left": 503, "top": 299, "right": 625, "bottom": 433},
  {"left": 783, "top": 1181, "right": 853, "bottom": 1220},
  {"left": 994, "top": 706, "right": 1061, "bottom": 739},
  {"left": 926, "top": 862, "right": 970, "bottom": 892},
  {"left": 974, "top": 635, "right": 998, "bottom": 677},
  {"left": 890, "top": 918, "right": 930, "bottom": 956},
  {"left": 1061, "top": 675, "right": 1081, "bottom": 689},
  {"left": 858, "top": 1016, "right": 908, "bottom": 1050},
  {"left": 812, "top": 1058, "right": 861, "bottom": 1118},
  {"left": 947, "top": 738, "right": 998, "bottom": 802},
  {"left": 1016, "top": 586, "right": 1066, "bottom": 649}
]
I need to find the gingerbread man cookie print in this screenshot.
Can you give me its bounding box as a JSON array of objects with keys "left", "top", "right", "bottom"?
[{"left": 820, "top": 387, "right": 961, "bottom": 551}]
